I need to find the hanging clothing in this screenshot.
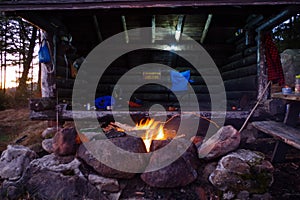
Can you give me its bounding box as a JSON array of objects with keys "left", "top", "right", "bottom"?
[{"left": 262, "top": 33, "right": 285, "bottom": 86}]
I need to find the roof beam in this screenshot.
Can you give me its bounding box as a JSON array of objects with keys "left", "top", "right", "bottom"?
[
  {"left": 152, "top": 15, "right": 156, "bottom": 43},
  {"left": 93, "top": 15, "right": 103, "bottom": 43},
  {"left": 175, "top": 15, "right": 184, "bottom": 42},
  {"left": 200, "top": 14, "right": 213, "bottom": 44},
  {"left": 1, "top": 1, "right": 300, "bottom": 12},
  {"left": 121, "top": 15, "right": 129, "bottom": 43}
]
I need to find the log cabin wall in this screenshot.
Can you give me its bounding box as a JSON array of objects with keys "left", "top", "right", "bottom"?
[{"left": 221, "top": 32, "right": 258, "bottom": 110}]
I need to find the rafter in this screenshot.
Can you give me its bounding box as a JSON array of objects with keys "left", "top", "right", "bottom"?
[
  {"left": 121, "top": 15, "right": 129, "bottom": 43},
  {"left": 200, "top": 14, "right": 213, "bottom": 43},
  {"left": 93, "top": 15, "right": 103, "bottom": 43},
  {"left": 152, "top": 15, "right": 156, "bottom": 43},
  {"left": 175, "top": 15, "right": 184, "bottom": 42}
]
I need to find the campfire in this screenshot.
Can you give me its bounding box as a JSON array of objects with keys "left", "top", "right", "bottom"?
[{"left": 111, "top": 118, "right": 177, "bottom": 152}]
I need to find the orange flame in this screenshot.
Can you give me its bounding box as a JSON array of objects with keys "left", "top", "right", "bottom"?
[{"left": 135, "top": 118, "right": 167, "bottom": 152}]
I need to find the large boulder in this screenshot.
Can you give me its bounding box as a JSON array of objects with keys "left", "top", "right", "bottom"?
[
  {"left": 52, "top": 127, "right": 79, "bottom": 156},
  {"left": 77, "top": 135, "right": 147, "bottom": 179},
  {"left": 0, "top": 154, "right": 110, "bottom": 200},
  {"left": 0, "top": 145, "right": 37, "bottom": 180},
  {"left": 209, "top": 149, "right": 274, "bottom": 194},
  {"left": 198, "top": 125, "right": 240, "bottom": 160},
  {"left": 141, "top": 139, "right": 199, "bottom": 188}
]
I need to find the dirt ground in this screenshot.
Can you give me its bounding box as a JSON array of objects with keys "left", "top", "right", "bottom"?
[
  {"left": 0, "top": 108, "right": 300, "bottom": 199},
  {"left": 0, "top": 108, "right": 47, "bottom": 153}
]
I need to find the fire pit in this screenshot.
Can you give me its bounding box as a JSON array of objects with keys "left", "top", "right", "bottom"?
[{"left": 75, "top": 117, "right": 200, "bottom": 187}]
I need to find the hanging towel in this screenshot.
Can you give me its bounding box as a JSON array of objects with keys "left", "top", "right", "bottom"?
[{"left": 263, "top": 33, "right": 285, "bottom": 86}]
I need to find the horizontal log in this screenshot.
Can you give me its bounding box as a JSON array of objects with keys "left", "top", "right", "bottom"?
[
  {"left": 30, "top": 109, "right": 252, "bottom": 121},
  {"left": 236, "top": 41, "right": 247, "bottom": 53},
  {"left": 227, "top": 46, "right": 257, "bottom": 64},
  {"left": 222, "top": 64, "right": 257, "bottom": 80},
  {"left": 30, "top": 98, "right": 56, "bottom": 111},
  {"left": 224, "top": 75, "right": 257, "bottom": 91},
  {"left": 226, "top": 91, "right": 257, "bottom": 100},
  {"left": 56, "top": 78, "right": 75, "bottom": 89},
  {"left": 56, "top": 55, "right": 68, "bottom": 67},
  {"left": 221, "top": 54, "right": 257, "bottom": 72},
  {"left": 56, "top": 65, "right": 71, "bottom": 78}
]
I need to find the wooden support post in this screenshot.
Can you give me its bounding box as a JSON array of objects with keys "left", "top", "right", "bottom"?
[
  {"left": 152, "top": 15, "right": 156, "bottom": 43},
  {"left": 271, "top": 141, "right": 289, "bottom": 163},
  {"left": 41, "top": 31, "right": 56, "bottom": 98},
  {"left": 256, "top": 31, "right": 268, "bottom": 101},
  {"left": 284, "top": 102, "right": 300, "bottom": 127}
]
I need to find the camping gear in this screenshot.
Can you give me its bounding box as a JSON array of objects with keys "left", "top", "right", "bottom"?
[
  {"left": 95, "top": 96, "right": 115, "bottom": 109},
  {"left": 170, "top": 70, "right": 192, "bottom": 92},
  {"left": 38, "top": 39, "right": 51, "bottom": 63}
]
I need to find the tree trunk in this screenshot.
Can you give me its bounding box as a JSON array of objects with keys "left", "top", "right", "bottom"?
[{"left": 16, "top": 26, "right": 37, "bottom": 96}]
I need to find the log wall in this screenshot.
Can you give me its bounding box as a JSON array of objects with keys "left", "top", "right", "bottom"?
[
  {"left": 221, "top": 33, "right": 258, "bottom": 110},
  {"left": 54, "top": 47, "right": 233, "bottom": 110}
]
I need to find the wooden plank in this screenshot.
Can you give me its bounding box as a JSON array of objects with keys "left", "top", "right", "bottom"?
[
  {"left": 251, "top": 121, "right": 300, "bottom": 150},
  {"left": 272, "top": 92, "right": 300, "bottom": 101},
  {"left": 30, "top": 109, "right": 251, "bottom": 121}
]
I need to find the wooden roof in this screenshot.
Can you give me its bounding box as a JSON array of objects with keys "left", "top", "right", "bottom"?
[
  {"left": 0, "top": 0, "right": 300, "bottom": 11},
  {"left": 1, "top": 0, "right": 300, "bottom": 64}
]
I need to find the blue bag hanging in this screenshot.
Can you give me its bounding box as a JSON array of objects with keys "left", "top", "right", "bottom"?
[
  {"left": 38, "top": 39, "right": 51, "bottom": 63},
  {"left": 170, "top": 70, "right": 191, "bottom": 92}
]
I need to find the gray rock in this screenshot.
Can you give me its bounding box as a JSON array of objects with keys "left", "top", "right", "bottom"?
[
  {"left": 0, "top": 180, "right": 25, "bottom": 200},
  {"left": 251, "top": 193, "right": 272, "bottom": 200},
  {"left": 88, "top": 174, "right": 119, "bottom": 192},
  {"left": 1, "top": 153, "right": 109, "bottom": 200},
  {"left": 198, "top": 125, "right": 240, "bottom": 160},
  {"left": 209, "top": 149, "right": 274, "bottom": 194},
  {"left": 223, "top": 191, "right": 235, "bottom": 200},
  {"left": 141, "top": 139, "right": 199, "bottom": 188},
  {"left": 0, "top": 145, "right": 37, "bottom": 180},
  {"left": 236, "top": 191, "right": 250, "bottom": 200},
  {"left": 53, "top": 127, "right": 79, "bottom": 156},
  {"left": 30, "top": 154, "right": 82, "bottom": 175},
  {"left": 25, "top": 168, "right": 107, "bottom": 200},
  {"left": 240, "top": 124, "right": 258, "bottom": 144},
  {"left": 77, "top": 135, "right": 147, "bottom": 179},
  {"left": 42, "top": 138, "right": 54, "bottom": 153},
  {"left": 42, "top": 127, "right": 59, "bottom": 139},
  {"left": 201, "top": 162, "right": 218, "bottom": 183}
]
